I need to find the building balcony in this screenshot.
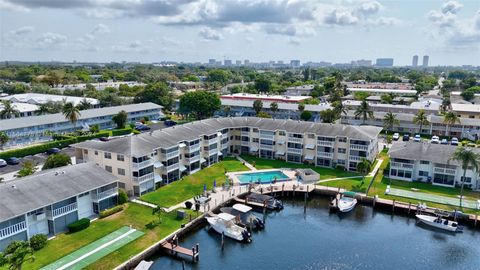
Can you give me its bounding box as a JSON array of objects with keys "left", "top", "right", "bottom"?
[
  {"left": 348, "top": 156, "right": 362, "bottom": 162},
  {"left": 288, "top": 137, "right": 303, "bottom": 143},
  {"left": 317, "top": 140, "right": 334, "bottom": 147},
  {"left": 260, "top": 134, "right": 275, "bottom": 140},
  {"left": 185, "top": 155, "right": 200, "bottom": 163},
  {"left": 260, "top": 144, "right": 274, "bottom": 150},
  {"left": 91, "top": 187, "right": 118, "bottom": 202},
  {"left": 187, "top": 145, "right": 200, "bottom": 153},
  {"left": 221, "top": 133, "right": 229, "bottom": 140},
  {"left": 241, "top": 141, "right": 249, "bottom": 146},
  {"left": 350, "top": 144, "right": 369, "bottom": 151},
  {"left": 287, "top": 148, "right": 302, "bottom": 154},
  {"left": 133, "top": 172, "right": 155, "bottom": 183},
  {"left": 317, "top": 151, "right": 333, "bottom": 158},
  {"left": 48, "top": 202, "right": 78, "bottom": 219},
  {"left": 205, "top": 148, "right": 218, "bottom": 156},
  {"left": 434, "top": 167, "right": 457, "bottom": 175},
  {"left": 0, "top": 221, "right": 27, "bottom": 240},
  {"left": 164, "top": 150, "right": 179, "bottom": 160},
  {"left": 132, "top": 159, "right": 154, "bottom": 170},
  {"left": 241, "top": 131, "right": 250, "bottom": 136},
  {"left": 164, "top": 163, "right": 180, "bottom": 172},
  {"left": 390, "top": 162, "right": 414, "bottom": 169}
]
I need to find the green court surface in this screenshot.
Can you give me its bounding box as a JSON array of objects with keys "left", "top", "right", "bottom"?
[
  {"left": 387, "top": 188, "right": 480, "bottom": 209},
  {"left": 41, "top": 226, "right": 144, "bottom": 270}
]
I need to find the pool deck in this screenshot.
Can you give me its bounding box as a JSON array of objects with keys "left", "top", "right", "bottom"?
[{"left": 226, "top": 168, "right": 297, "bottom": 185}]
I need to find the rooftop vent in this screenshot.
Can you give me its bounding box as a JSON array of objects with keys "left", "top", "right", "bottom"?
[{"left": 11, "top": 185, "right": 16, "bottom": 189}]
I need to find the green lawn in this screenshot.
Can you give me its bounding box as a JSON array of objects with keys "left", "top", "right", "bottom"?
[
  {"left": 140, "top": 157, "right": 248, "bottom": 207},
  {"left": 240, "top": 155, "right": 359, "bottom": 180},
  {"left": 8, "top": 204, "right": 196, "bottom": 270},
  {"left": 321, "top": 176, "right": 373, "bottom": 193}
]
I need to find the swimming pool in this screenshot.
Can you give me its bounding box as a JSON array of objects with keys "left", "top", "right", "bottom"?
[{"left": 236, "top": 170, "right": 290, "bottom": 184}]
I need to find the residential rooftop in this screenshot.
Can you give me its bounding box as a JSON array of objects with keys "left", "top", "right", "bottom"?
[
  {"left": 0, "top": 163, "right": 118, "bottom": 222},
  {"left": 1, "top": 93, "right": 99, "bottom": 106},
  {"left": 451, "top": 103, "right": 480, "bottom": 113},
  {"left": 221, "top": 93, "right": 311, "bottom": 103}
]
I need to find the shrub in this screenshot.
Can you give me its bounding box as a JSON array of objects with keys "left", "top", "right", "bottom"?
[
  {"left": 0, "top": 138, "right": 76, "bottom": 159},
  {"left": 111, "top": 128, "right": 133, "bottom": 137},
  {"left": 185, "top": 201, "right": 193, "bottom": 209},
  {"left": 29, "top": 234, "right": 48, "bottom": 251},
  {"left": 118, "top": 188, "right": 128, "bottom": 205},
  {"left": 42, "top": 153, "right": 72, "bottom": 170},
  {"left": 67, "top": 218, "right": 90, "bottom": 233},
  {"left": 99, "top": 205, "right": 124, "bottom": 218}
]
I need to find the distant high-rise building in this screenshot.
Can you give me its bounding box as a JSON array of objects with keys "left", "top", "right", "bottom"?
[
  {"left": 235, "top": 60, "right": 242, "bottom": 65},
  {"left": 422, "top": 55, "right": 429, "bottom": 67},
  {"left": 351, "top": 59, "right": 372, "bottom": 67},
  {"left": 290, "top": 60, "right": 301, "bottom": 68},
  {"left": 244, "top": 59, "right": 250, "bottom": 65},
  {"left": 224, "top": 59, "right": 232, "bottom": 66},
  {"left": 412, "top": 55, "right": 418, "bottom": 67},
  {"left": 375, "top": 58, "right": 394, "bottom": 67},
  {"left": 208, "top": 59, "right": 216, "bottom": 65}
]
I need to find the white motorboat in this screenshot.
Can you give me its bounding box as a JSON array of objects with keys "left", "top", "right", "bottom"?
[
  {"left": 337, "top": 192, "right": 357, "bottom": 213},
  {"left": 206, "top": 213, "right": 252, "bottom": 242},
  {"left": 416, "top": 214, "right": 463, "bottom": 232},
  {"left": 220, "top": 203, "right": 265, "bottom": 230}
]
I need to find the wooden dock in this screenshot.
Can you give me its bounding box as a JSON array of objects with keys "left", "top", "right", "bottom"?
[{"left": 161, "top": 236, "right": 199, "bottom": 262}]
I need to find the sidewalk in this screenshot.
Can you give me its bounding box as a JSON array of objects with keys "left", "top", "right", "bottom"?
[{"left": 235, "top": 156, "right": 257, "bottom": 171}]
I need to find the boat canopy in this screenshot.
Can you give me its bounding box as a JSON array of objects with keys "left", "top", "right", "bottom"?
[
  {"left": 232, "top": 204, "right": 252, "bottom": 213},
  {"left": 343, "top": 191, "right": 356, "bottom": 197},
  {"left": 247, "top": 193, "right": 273, "bottom": 201},
  {"left": 218, "top": 213, "right": 236, "bottom": 221}
]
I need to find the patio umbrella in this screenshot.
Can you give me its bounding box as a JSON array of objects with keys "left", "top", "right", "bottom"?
[
  {"left": 213, "top": 179, "right": 216, "bottom": 188},
  {"left": 203, "top": 183, "right": 207, "bottom": 192}
]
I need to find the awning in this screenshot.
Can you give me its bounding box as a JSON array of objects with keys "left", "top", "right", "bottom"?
[
  {"left": 154, "top": 174, "right": 162, "bottom": 183},
  {"left": 278, "top": 140, "right": 286, "bottom": 145},
  {"left": 218, "top": 151, "right": 223, "bottom": 156},
  {"left": 276, "top": 149, "right": 285, "bottom": 155},
  {"left": 305, "top": 154, "right": 314, "bottom": 160},
  {"left": 250, "top": 146, "right": 258, "bottom": 152},
  {"left": 179, "top": 143, "right": 187, "bottom": 148},
  {"left": 306, "top": 143, "right": 315, "bottom": 150},
  {"left": 154, "top": 161, "right": 163, "bottom": 168},
  {"left": 200, "top": 158, "right": 207, "bottom": 163},
  {"left": 179, "top": 165, "right": 187, "bottom": 172}
]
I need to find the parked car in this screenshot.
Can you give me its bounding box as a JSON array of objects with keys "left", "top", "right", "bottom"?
[
  {"left": 99, "top": 137, "right": 110, "bottom": 142},
  {"left": 451, "top": 137, "right": 459, "bottom": 146},
  {"left": 164, "top": 120, "right": 177, "bottom": 127},
  {"left": 441, "top": 139, "right": 448, "bottom": 145},
  {"left": 402, "top": 134, "right": 410, "bottom": 141},
  {"left": 135, "top": 124, "right": 151, "bottom": 131},
  {"left": 0, "top": 159, "right": 7, "bottom": 167},
  {"left": 6, "top": 157, "right": 20, "bottom": 165},
  {"left": 414, "top": 134, "right": 421, "bottom": 142},
  {"left": 431, "top": 136, "right": 440, "bottom": 144},
  {"left": 46, "top": 148, "right": 61, "bottom": 155},
  {"left": 392, "top": 133, "right": 400, "bottom": 141}
]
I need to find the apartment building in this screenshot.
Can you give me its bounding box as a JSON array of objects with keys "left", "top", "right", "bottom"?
[
  {"left": 0, "top": 163, "right": 118, "bottom": 251},
  {"left": 73, "top": 117, "right": 382, "bottom": 196},
  {"left": 451, "top": 103, "right": 480, "bottom": 119},
  {"left": 388, "top": 142, "right": 480, "bottom": 189},
  {"left": 0, "top": 102, "right": 38, "bottom": 119},
  {"left": 1, "top": 93, "right": 100, "bottom": 107},
  {"left": 0, "top": 103, "right": 163, "bottom": 148}
]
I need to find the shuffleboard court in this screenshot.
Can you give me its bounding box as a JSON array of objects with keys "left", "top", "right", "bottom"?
[
  {"left": 387, "top": 188, "right": 479, "bottom": 209},
  {"left": 41, "top": 226, "right": 144, "bottom": 270}
]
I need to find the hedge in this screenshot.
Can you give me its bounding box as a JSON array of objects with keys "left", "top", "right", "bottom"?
[
  {"left": 67, "top": 218, "right": 90, "bottom": 233},
  {"left": 29, "top": 234, "right": 48, "bottom": 251},
  {"left": 0, "top": 138, "right": 77, "bottom": 159},
  {"left": 99, "top": 205, "right": 125, "bottom": 219},
  {"left": 111, "top": 128, "right": 133, "bottom": 137},
  {"left": 54, "top": 131, "right": 111, "bottom": 142}
]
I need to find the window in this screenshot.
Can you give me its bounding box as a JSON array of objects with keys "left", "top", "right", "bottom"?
[
  {"left": 433, "top": 173, "right": 455, "bottom": 185},
  {"left": 117, "top": 168, "right": 125, "bottom": 175},
  {"left": 338, "top": 148, "right": 346, "bottom": 154},
  {"left": 83, "top": 149, "right": 88, "bottom": 154},
  {"left": 117, "top": 154, "right": 124, "bottom": 161},
  {"left": 79, "top": 192, "right": 89, "bottom": 198},
  {"left": 252, "top": 138, "right": 259, "bottom": 143},
  {"left": 461, "top": 176, "right": 472, "bottom": 183},
  {"left": 307, "top": 134, "right": 315, "bottom": 139},
  {"left": 278, "top": 131, "right": 286, "bottom": 136},
  {"left": 337, "top": 159, "right": 346, "bottom": 165},
  {"left": 338, "top": 137, "right": 347, "bottom": 143},
  {"left": 95, "top": 151, "right": 98, "bottom": 156},
  {"left": 119, "top": 182, "right": 126, "bottom": 189},
  {"left": 104, "top": 152, "right": 112, "bottom": 159},
  {"left": 419, "top": 171, "right": 429, "bottom": 177},
  {"left": 105, "top": 165, "right": 112, "bottom": 173},
  {"left": 420, "top": 160, "right": 430, "bottom": 165}
]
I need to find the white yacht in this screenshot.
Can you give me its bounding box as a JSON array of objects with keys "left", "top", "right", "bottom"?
[
  {"left": 206, "top": 213, "right": 252, "bottom": 242},
  {"left": 337, "top": 192, "right": 358, "bottom": 213},
  {"left": 220, "top": 203, "right": 265, "bottom": 230},
  {"left": 416, "top": 214, "right": 463, "bottom": 232}
]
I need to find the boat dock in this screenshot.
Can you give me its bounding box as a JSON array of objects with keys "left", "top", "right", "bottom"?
[{"left": 161, "top": 235, "right": 199, "bottom": 262}]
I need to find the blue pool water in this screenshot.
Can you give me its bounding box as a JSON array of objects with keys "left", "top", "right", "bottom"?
[{"left": 236, "top": 170, "right": 290, "bottom": 184}]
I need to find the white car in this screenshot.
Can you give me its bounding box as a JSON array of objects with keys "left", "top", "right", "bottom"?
[
  {"left": 414, "top": 134, "right": 421, "bottom": 142},
  {"left": 431, "top": 136, "right": 440, "bottom": 144},
  {"left": 451, "top": 137, "right": 459, "bottom": 146},
  {"left": 0, "top": 159, "right": 6, "bottom": 167},
  {"left": 392, "top": 133, "right": 400, "bottom": 141}
]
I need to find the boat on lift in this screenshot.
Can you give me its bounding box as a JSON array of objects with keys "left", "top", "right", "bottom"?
[
  {"left": 416, "top": 214, "right": 463, "bottom": 232},
  {"left": 220, "top": 203, "right": 265, "bottom": 230},
  {"left": 206, "top": 213, "right": 252, "bottom": 242}
]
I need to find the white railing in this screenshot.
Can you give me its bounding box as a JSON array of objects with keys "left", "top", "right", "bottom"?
[
  {"left": 317, "top": 140, "right": 334, "bottom": 147},
  {"left": 0, "top": 221, "right": 27, "bottom": 240},
  {"left": 185, "top": 155, "right": 200, "bottom": 163},
  {"left": 350, "top": 144, "right": 369, "bottom": 151},
  {"left": 165, "top": 151, "right": 179, "bottom": 159},
  {"left": 221, "top": 133, "right": 229, "bottom": 140},
  {"left": 49, "top": 203, "right": 78, "bottom": 219},
  {"left": 317, "top": 151, "right": 333, "bottom": 158},
  {"left": 133, "top": 172, "right": 155, "bottom": 183},
  {"left": 165, "top": 163, "right": 179, "bottom": 172},
  {"left": 207, "top": 138, "right": 218, "bottom": 145},
  {"left": 260, "top": 144, "right": 274, "bottom": 150},
  {"left": 241, "top": 131, "right": 249, "bottom": 136},
  {"left": 132, "top": 159, "right": 154, "bottom": 170},
  {"left": 390, "top": 162, "right": 414, "bottom": 169},
  {"left": 348, "top": 156, "right": 362, "bottom": 161},
  {"left": 260, "top": 134, "right": 275, "bottom": 140},
  {"left": 92, "top": 187, "right": 118, "bottom": 201},
  {"left": 287, "top": 148, "right": 302, "bottom": 154},
  {"left": 288, "top": 137, "right": 303, "bottom": 143},
  {"left": 187, "top": 145, "right": 200, "bottom": 153},
  {"left": 241, "top": 141, "right": 249, "bottom": 146},
  {"left": 207, "top": 149, "right": 218, "bottom": 155}
]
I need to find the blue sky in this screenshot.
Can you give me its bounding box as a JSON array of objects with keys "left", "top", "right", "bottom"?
[{"left": 0, "top": 0, "right": 479, "bottom": 66}]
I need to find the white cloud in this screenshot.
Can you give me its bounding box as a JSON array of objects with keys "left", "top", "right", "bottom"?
[
  {"left": 10, "top": 26, "right": 34, "bottom": 35},
  {"left": 92, "top": 23, "right": 110, "bottom": 35},
  {"left": 198, "top": 27, "right": 223, "bottom": 40},
  {"left": 441, "top": 1, "right": 463, "bottom": 15},
  {"left": 324, "top": 9, "right": 359, "bottom": 25},
  {"left": 355, "top": 1, "right": 382, "bottom": 16},
  {"left": 35, "top": 32, "right": 67, "bottom": 49}
]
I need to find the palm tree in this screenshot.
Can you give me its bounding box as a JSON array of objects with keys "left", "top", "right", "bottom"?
[
  {"left": 77, "top": 98, "right": 92, "bottom": 110},
  {"left": 0, "top": 132, "right": 9, "bottom": 150},
  {"left": 62, "top": 102, "right": 81, "bottom": 128},
  {"left": 112, "top": 110, "right": 128, "bottom": 129},
  {"left": 152, "top": 205, "right": 167, "bottom": 225},
  {"left": 270, "top": 102, "right": 278, "bottom": 117},
  {"left": 0, "top": 100, "right": 20, "bottom": 119},
  {"left": 320, "top": 109, "right": 337, "bottom": 123},
  {"left": 253, "top": 99, "right": 263, "bottom": 115},
  {"left": 443, "top": 111, "right": 460, "bottom": 136},
  {"left": 223, "top": 106, "right": 231, "bottom": 117},
  {"left": 332, "top": 100, "right": 348, "bottom": 117},
  {"left": 356, "top": 158, "right": 372, "bottom": 184},
  {"left": 354, "top": 100, "right": 374, "bottom": 124},
  {"left": 298, "top": 103, "right": 305, "bottom": 113},
  {"left": 413, "top": 109, "right": 429, "bottom": 134},
  {"left": 450, "top": 147, "right": 480, "bottom": 208},
  {"left": 383, "top": 112, "right": 399, "bottom": 136},
  {"left": 35, "top": 104, "right": 51, "bottom": 115},
  {"left": 0, "top": 241, "right": 35, "bottom": 270}
]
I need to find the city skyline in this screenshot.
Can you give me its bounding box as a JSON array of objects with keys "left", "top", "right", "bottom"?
[{"left": 0, "top": 0, "right": 479, "bottom": 65}]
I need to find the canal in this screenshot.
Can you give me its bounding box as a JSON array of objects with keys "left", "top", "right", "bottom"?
[{"left": 151, "top": 196, "right": 480, "bottom": 270}]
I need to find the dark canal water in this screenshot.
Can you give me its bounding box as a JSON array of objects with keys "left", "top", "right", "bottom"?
[{"left": 151, "top": 197, "right": 480, "bottom": 270}]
